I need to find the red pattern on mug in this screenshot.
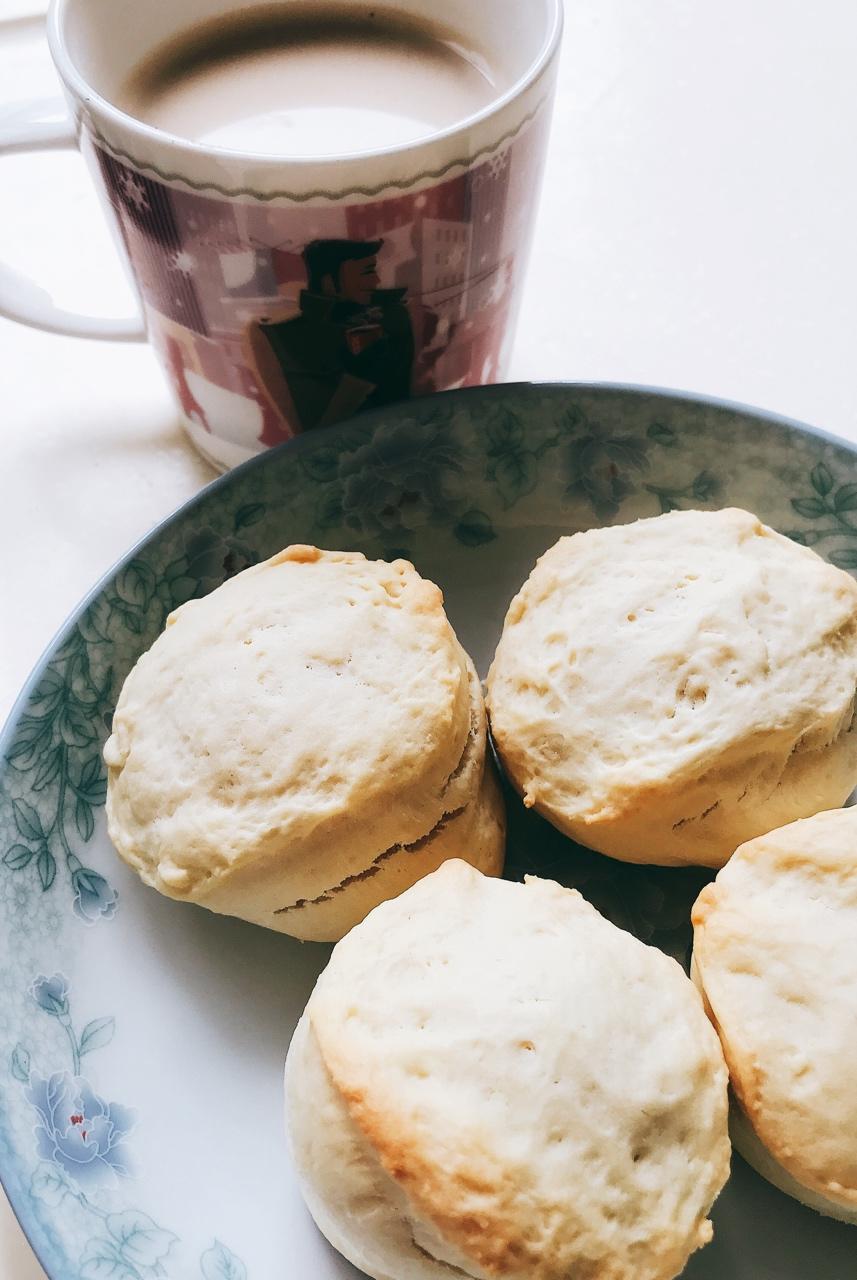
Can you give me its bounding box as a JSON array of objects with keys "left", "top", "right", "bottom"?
[{"left": 93, "top": 108, "right": 549, "bottom": 460}]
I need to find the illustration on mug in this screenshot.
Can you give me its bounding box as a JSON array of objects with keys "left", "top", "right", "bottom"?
[
  {"left": 247, "top": 237, "right": 417, "bottom": 432},
  {"left": 91, "top": 107, "right": 548, "bottom": 456}
]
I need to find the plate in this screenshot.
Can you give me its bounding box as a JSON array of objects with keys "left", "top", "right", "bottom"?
[{"left": 2, "top": 383, "right": 856, "bottom": 1279}]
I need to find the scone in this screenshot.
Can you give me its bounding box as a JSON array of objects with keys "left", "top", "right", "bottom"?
[
  {"left": 692, "top": 808, "right": 857, "bottom": 1223},
  {"left": 487, "top": 507, "right": 857, "bottom": 868},
  {"left": 104, "top": 546, "right": 504, "bottom": 940},
  {"left": 286, "top": 860, "right": 730, "bottom": 1280}
]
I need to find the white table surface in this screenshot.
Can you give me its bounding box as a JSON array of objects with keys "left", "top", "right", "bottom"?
[{"left": 2, "top": 0, "right": 857, "bottom": 1273}]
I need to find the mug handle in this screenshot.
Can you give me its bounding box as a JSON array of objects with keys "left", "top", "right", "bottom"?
[{"left": 0, "top": 104, "right": 147, "bottom": 341}]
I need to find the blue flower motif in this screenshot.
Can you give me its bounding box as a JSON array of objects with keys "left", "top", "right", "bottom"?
[
  {"left": 335, "top": 418, "right": 466, "bottom": 536},
  {"left": 71, "top": 868, "right": 119, "bottom": 923},
  {"left": 26, "top": 1072, "right": 134, "bottom": 1186},
  {"left": 184, "top": 530, "right": 257, "bottom": 584},
  {"left": 30, "top": 974, "right": 69, "bottom": 1018},
  {"left": 565, "top": 427, "right": 650, "bottom": 518},
  {"left": 156, "top": 528, "right": 258, "bottom": 612}
]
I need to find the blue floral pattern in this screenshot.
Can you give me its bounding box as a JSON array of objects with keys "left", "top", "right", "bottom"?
[
  {"left": 1, "top": 384, "right": 856, "bottom": 1277},
  {"left": 2, "top": 627, "right": 118, "bottom": 921},
  {"left": 29, "top": 975, "right": 69, "bottom": 1018},
  {"left": 27, "top": 1072, "right": 134, "bottom": 1186},
  {"left": 305, "top": 415, "right": 471, "bottom": 542},
  {"left": 201, "top": 1239, "right": 248, "bottom": 1280},
  {"left": 11, "top": 972, "right": 247, "bottom": 1278},
  {"left": 783, "top": 459, "right": 857, "bottom": 569}
]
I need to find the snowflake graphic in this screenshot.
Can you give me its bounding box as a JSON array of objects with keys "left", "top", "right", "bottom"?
[
  {"left": 119, "top": 172, "right": 148, "bottom": 211},
  {"left": 488, "top": 149, "right": 510, "bottom": 180},
  {"left": 170, "top": 250, "right": 197, "bottom": 274},
  {"left": 487, "top": 276, "right": 506, "bottom": 306},
  {"left": 447, "top": 246, "right": 465, "bottom": 268}
]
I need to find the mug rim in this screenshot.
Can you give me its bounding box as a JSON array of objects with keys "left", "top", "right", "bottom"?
[{"left": 47, "top": 0, "right": 564, "bottom": 171}]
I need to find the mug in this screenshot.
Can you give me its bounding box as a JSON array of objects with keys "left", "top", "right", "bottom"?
[{"left": 0, "top": 0, "right": 562, "bottom": 471}]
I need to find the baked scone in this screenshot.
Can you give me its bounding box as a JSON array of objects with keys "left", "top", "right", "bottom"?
[
  {"left": 692, "top": 808, "right": 857, "bottom": 1223},
  {"left": 487, "top": 507, "right": 857, "bottom": 868},
  {"left": 104, "top": 546, "right": 504, "bottom": 940},
  {"left": 286, "top": 860, "right": 730, "bottom": 1280}
]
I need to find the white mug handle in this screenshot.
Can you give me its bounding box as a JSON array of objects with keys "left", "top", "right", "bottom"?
[{"left": 0, "top": 103, "right": 147, "bottom": 341}]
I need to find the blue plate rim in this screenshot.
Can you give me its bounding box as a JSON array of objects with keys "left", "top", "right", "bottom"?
[
  {"left": 5, "top": 375, "right": 855, "bottom": 751},
  {"left": 2, "top": 376, "right": 856, "bottom": 1277}
]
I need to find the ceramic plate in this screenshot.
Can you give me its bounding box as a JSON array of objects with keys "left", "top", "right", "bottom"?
[{"left": 2, "top": 383, "right": 856, "bottom": 1280}]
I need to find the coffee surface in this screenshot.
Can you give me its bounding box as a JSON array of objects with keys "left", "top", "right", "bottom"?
[{"left": 119, "top": 6, "right": 499, "bottom": 156}]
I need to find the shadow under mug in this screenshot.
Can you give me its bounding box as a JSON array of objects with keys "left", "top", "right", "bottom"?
[{"left": 0, "top": 0, "right": 562, "bottom": 471}]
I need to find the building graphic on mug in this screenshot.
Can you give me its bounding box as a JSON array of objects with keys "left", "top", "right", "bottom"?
[
  {"left": 0, "top": 0, "right": 561, "bottom": 471},
  {"left": 92, "top": 106, "right": 548, "bottom": 459},
  {"left": 246, "top": 239, "right": 416, "bottom": 432}
]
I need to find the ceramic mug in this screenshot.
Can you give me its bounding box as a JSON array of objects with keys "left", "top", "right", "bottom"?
[{"left": 0, "top": 0, "right": 562, "bottom": 471}]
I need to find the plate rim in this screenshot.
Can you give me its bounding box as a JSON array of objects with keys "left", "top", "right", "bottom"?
[
  {"left": 2, "top": 376, "right": 855, "bottom": 1278},
  {"left": 4, "top": 376, "right": 854, "bottom": 752}
]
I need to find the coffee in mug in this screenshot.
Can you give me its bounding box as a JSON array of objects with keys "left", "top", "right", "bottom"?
[{"left": 119, "top": 7, "right": 504, "bottom": 156}]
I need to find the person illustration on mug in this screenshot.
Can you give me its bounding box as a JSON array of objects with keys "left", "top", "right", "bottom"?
[{"left": 247, "top": 238, "right": 416, "bottom": 433}]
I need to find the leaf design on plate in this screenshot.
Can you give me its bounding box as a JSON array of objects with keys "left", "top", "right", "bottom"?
[
  {"left": 75, "top": 798, "right": 96, "bottom": 843},
  {"left": 791, "top": 496, "right": 828, "bottom": 519},
  {"left": 80, "top": 1016, "right": 116, "bottom": 1058},
  {"left": 492, "top": 450, "right": 538, "bottom": 507},
  {"left": 646, "top": 420, "right": 677, "bottom": 448},
  {"left": 114, "top": 561, "right": 156, "bottom": 611},
  {"left": 2, "top": 628, "right": 118, "bottom": 917},
  {"left": 811, "top": 461, "right": 834, "bottom": 496},
  {"left": 32, "top": 747, "right": 63, "bottom": 793},
  {"left": 834, "top": 482, "right": 857, "bottom": 512},
  {"left": 300, "top": 444, "right": 340, "bottom": 483},
  {"left": 786, "top": 463, "right": 857, "bottom": 574},
  {"left": 454, "top": 510, "right": 497, "bottom": 547},
  {"left": 481, "top": 407, "right": 544, "bottom": 508},
  {"left": 10, "top": 1043, "right": 31, "bottom": 1083},
  {"left": 3, "top": 845, "right": 34, "bottom": 870},
  {"left": 12, "top": 800, "right": 43, "bottom": 842},
  {"left": 233, "top": 502, "right": 267, "bottom": 530},
  {"left": 79, "top": 1237, "right": 138, "bottom": 1280},
  {"left": 644, "top": 469, "right": 720, "bottom": 515},
  {"left": 36, "top": 848, "right": 56, "bottom": 892},
  {"left": 76, "top": 754, "right": 108, "bottom": 807},
  {"left": 106, "top": 1210, "right": 177, "bottom": 1269},
  {"left": 29, "top": 1161, "right": 69, "bottom": 1207},
  {"left": 201, "top": 1239, "right": 248, "bottom": 1280}
]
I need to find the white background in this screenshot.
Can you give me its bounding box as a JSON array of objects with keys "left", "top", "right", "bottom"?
[{"left": 2, "top": 1, "right": 857, "bottom": 1273}]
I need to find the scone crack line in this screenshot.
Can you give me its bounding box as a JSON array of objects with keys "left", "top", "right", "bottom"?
[
  {"left": 442, "top": 710, "right": 480, "bottom": 796},
  {"left": 673, "top": 800, "right": 721, "bottom": 831},
  {"left": 409, "top": 1233, "right": 472, "bottom": 1277},
  {"left": 274, "top": 805, "right": 468, "bottom": 914},
  {"left": 104, "top": 546, "right": 504, "bottom": 939}
]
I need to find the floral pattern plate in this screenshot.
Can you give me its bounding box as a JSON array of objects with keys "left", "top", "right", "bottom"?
[{"left": 2, "top": 383, "right": 856, "bottom": 1280}]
